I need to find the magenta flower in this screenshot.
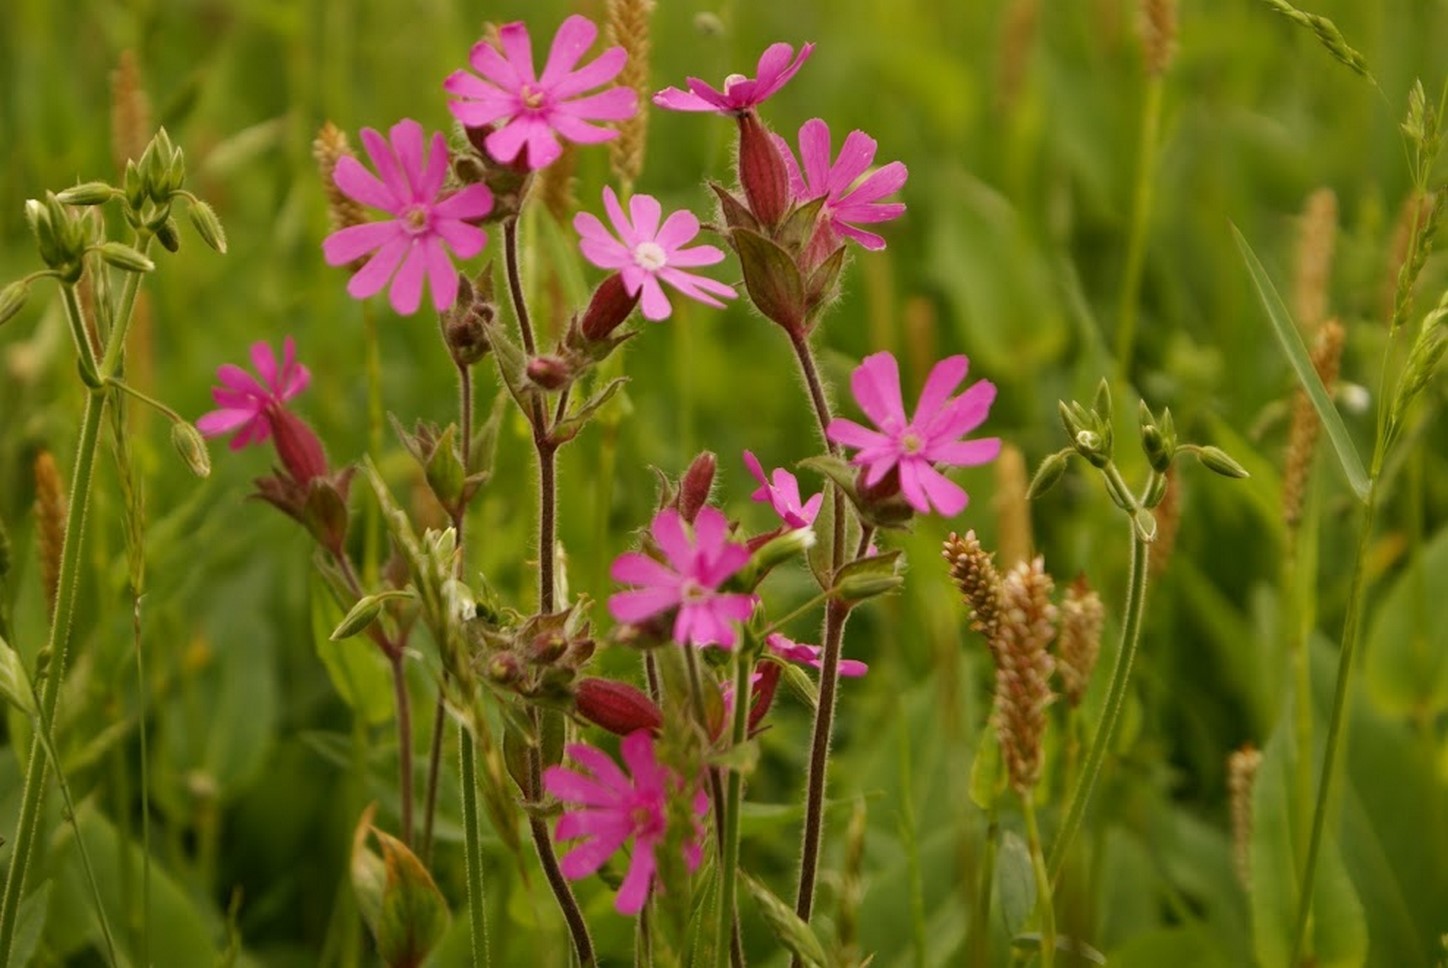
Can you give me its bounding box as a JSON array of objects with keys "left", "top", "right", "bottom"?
[
  {"left": 322, "top": 119, "right": 494, "bottom": 316},
  {"left": 609, "top": 506, "right": 756, "bottom": 648},
  {"left": 826, "top": 352, "right": 1001, "bottom": 517},
  {"left": 742, "top": 450, "right": 822, "bottom": 529},
  {"left": 772, "top": 118, "right": 907, "bottom": 251},
  {"left": 653, "top": 42, "right": 813, "bottom": 115},
  {"left": 444, "top": 15, "right": 637, "bottom": 170},
  {"left": 545, "top": 731, "right": 708, "bottom": 916},
  {"left": 196, "top": 337, "right": 310, "bottom": 451},
  {"left": 575, "top": 187, "right": 736, "bottom": 321},
  {"left": 767, "top": 633, "right": 868, "bottom": 678}
]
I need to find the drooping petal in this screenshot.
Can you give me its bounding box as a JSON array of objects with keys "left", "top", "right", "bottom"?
[
  {"left": 614, "top": 843, "right": 657, "bottom": 915},
  {"left": 656, "top": 268, "right": 734, "bottom": 307},
  {"left": 558, "top": 830, "right": 630, "bottom": 880},
  {"left": 913, "top": 460, "right": 970, "bottom": 516},
  {"left": 636, "top": 275, "right": 672, "bottom": 320},
  {"left": 422, "top": 237, "right": 460, "bottom": 312}
]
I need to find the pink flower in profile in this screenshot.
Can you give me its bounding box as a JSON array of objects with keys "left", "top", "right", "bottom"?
[
  {"left": 772, "top": 118, "right": 907, "bottom": 251},
  {"left": 742, "top": 451, "right": 822, "bottom": 528},
  {"left": 653, "top": 42, "right": 813, "bottom": 115},
  {"left": 322, "top": 119, "right": 494, "bottom": 315},
  {"left": 609, "top": 507, "right": 756, "bottom": 648},
  {"left": 544, "top": 731, "right": 708, "bottom": 916},
  {"left": 827, "top": 352, "right": 1001, "bottom": 517},
  {"left": 444, "top": 15, "right": 637, "bottom": 170},
  {"left": 196, "top": 338, "right": 310, "bottom": 451},
  {"left": 575, "top": 187, "right": 736, "bottom": 321},
  {"left": 766, "top": 633, "right": 868, "bottom": 678}
]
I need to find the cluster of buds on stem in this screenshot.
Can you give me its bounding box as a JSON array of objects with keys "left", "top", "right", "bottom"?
[{"left": 476, "top": 603, "right": 596, "bottom": 704}]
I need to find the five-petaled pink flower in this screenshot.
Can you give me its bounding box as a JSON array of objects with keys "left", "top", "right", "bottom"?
[
  {"left": 827, "top": 352, "right": 1001, "bottom": 517},
  {"left": 609, "top": 506, "right": 756, "bottom": 648},
  {"left": 575, "top": 187, "right": 736, "bottom": 321},
  {"left": 544, "top": 731, "right": 708, "bottom": 916},
  {"left": 445, "top": 15, "right": 638, "bottom": 170},
  {"left": 767, "top": 633, "right": 868, "bottom": 678},
  {"left": 322, "top": 119, "right": 494, "bottom": 316},
  {"left": 197, "top": 337, "right": 310, "bottom": 450},
  {"left": 742, "top": 451, "right": 822, "bottom": 529},
  {"left": 772, "top": 118, "right": 907, "bottom": 251},
  {"left": 653, "top": 42, "right": 813, "bottom": 115}
]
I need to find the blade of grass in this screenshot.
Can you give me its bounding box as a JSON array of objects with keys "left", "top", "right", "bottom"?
[{"left": 1233, "top": 226, "right": 1371, "bottom": 501}]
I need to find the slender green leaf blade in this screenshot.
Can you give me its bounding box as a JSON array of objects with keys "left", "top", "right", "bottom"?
[{"left": 1233, "top": 225, "right": 1370, "bottom": 500}]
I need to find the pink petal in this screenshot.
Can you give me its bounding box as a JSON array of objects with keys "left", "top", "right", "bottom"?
[
  {"left": 422, "top": 238, "right": 460, "bottom": 312},
  {"left": 923, "top": 379, "right": 997, "bottom": 439},
  {"left": 611, "top": 551, "right": 679, "bottom": 588},
  {"left": 433, "top": 217, "right": 488, "bottom": 260},
  {"left": 545, "top": 770, "right": 625, "bottom": 810},
  {"left": 618, "top": 731, "right": 658, "bottom": 781},
  {"left": 346, "top": 237, "right": 408, "bottom": 300},
  {"left": 445, "top": 80, "right": 517, "bottom": 128},
  {"left": 797, "top": 118, "right": 832, "bottom": 197},
  {"left": 656, "top": 268, "right": 734, "bottom": 307},
  {"left": 601, "top": 186, "right": 636, "bottom": 245},
  {"left": 840, "top": 161, "right": 908, "bottom": 206},
  {"left": 798, "top": 492, "right": 824, "bottom": 525},
  {"left": 771, "top": 132, "right": 806, "bottom": 199},
  {"left": 851, "top": 352, "right": 907, "bottom": 431},
  {"left": 752, "top": 42, "right": 812, "bottom": 101},
  {"left": 417, "top": 132, "right": 450, "bottom": 200},
  {"left": 520, "top": 121, "right": 563, "bottom": 169},
  {"left": 834, "top": 223, "right": 889, "bottom": 250},
  {"left": 927, "top": 437, "right": 1002, "bottom": 467},
  {"left": 655, "top": 209, "right": 701, "bottom": 251},
  {"left": 551, "top": 47, "right": 628, "bottom": 100},
  {"left": 331, "top": 156, "right": 398, "bottom": 213},
  {"left": 609, "top": 586, "right": 680, "bottom": 624},
  {"left": 661, "top": 243, "right": 725, "bottom": 269},
  {"left": 651, "top": 87, "right": 718, "bottom": 112},
  {"left": 539, "top": 15, "right": 598, "bottom": 89},
  {"left": 195, "top": 408, "right": 258, "bottom": 437},
  {"left": 615, "top": 844, "right": 656, "bottom": 915},
  {"left": 497, "top": 21, "right": 537, "bottom": 84},
  {"left": 676, "top": 602, "right": 730, "bottom": 648},
  {"left": 546, "top": 110, "right": 622, "bottom": 145},
  {"left": 913, "top": 460, "right": 969, "bottom": 516},
  {"left": 691, "top": 506, "right": 730, "bottom": 561},
  {"left": 466, "top": 38, "right": 523, "bottom": 90},
  {"left": 742, "top": 450, "right": 770, "bottom": 492},
  {"left": 827, "top": 129, "right": 878, "bottom": 197},
  {"left": 838, "top": 658, "right": 869, "bottom": 677},
  {"left": 580, "top": 236, "right": 633, "bottom": 271},
  {"left": 556, "top": 808, "right": 632, "bottom": 843},
  {"left": 389, "top": 119, "right": 427, "bottom": 200},
  {"left": 387, "top": 243, "right": 428, "bottom": 316},
  {"left": 249, "top": 341, "right": 280, "bottom": 392},
  {"left": 826, "top": 416, "right": 889, "bottom": 451},
  {"left": 637, "top": 275, "right": 672, "bottom": 321},
  {"left": 323, "top": 221, "right": 399, "bottom": 266},
  {"left": 559, "top": 832, "right": 629, "bottom": 880},
  {"left": 896, "top": 459, "right": 931, "bottom": 514},
  {"left": 566, "top": 743, "right": 631, "bottom": 790},
  {"left": 483, "top": 119, "right": 532, "bottom": 166},
  {"left": 628, "top": 194, "right": 663, "bottom": 242},
  {"left": 359, "top": 127, "right": 406, "bottom": 200},
  {"left": 913, "top": 355, "right": 969, "bottom": 425},
  {"left": 216, "top": 363, "right": 266, "bottom": 398},
  {"left": 649, "top": 508, "right": 692, "bottom": 570}
]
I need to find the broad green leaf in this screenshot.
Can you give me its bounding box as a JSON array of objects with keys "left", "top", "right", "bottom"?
[
  {"left": 995, "top": 830, "right": 1036, "bottom": 937},
  {"left": 11, "top": 882, "right": 51, "bottom": 968},
  {"left": 1233, "top": 225, "right": 1371, "bottom": 500},
  {"left": 1365, "top": 525, "right": 1448, "bottom": 717}
]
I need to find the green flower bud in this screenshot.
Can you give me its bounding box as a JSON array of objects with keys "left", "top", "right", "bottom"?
[
  {"left": 170, "top": 421, "right": 212, "bottom": 478},
  {"left": 188, "top": 200, "right": 227, "bottom": 254},
  {"left": 1195, "top": 445, "right": 1249, "bottom": 479},
  {"left": 98, "top": 241, "right": 156, "bottom": 274},
  {"left": 0, "top": 281, "right": 29, "bottom": 328},
  {"left": 156, "top": 215, "right": 182, "bottom": 253},
  {"left": 56, "top": 181, "right": 117, "bottom": 206},
  {"left": 1027, "top": 449, "right": 1071, "bottom": 500}
]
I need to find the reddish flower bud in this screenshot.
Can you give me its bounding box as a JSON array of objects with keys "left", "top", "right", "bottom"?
[
  {"left": 579, "top": 272, "right": 640, "bottom": 342},
  {"left": 526, "top": 354, "right": 573, "bottom": 390},
  {"left": 736, "top": 112, "right": 791, "bottom": 229},
  {"left": 574, "top": 677, "right": 663, "bottom": 736},
  {"left": 487, "top": 652, "right": 523, "bottom": 685},
  {"left": 528, "top": 630, "right": 569, "bottom": 665},
  {"left": 679, "top": 451, "right": 717, "bottom": 523},
  {"left": 748, "top": 661, "right": 782, "bottom": 735},
  {"left": 268, "top": 406, "right": 329, "bottom": 485}
]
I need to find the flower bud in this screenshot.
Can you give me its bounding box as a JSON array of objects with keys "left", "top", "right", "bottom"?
[
  {"left": 747, "top": 661, "right": 782, "bottom": 735},
  {"left": 170, "top": 421, "right": 212, "bottom": 478},
  {"left": 526, "top": 354, "right": 573, "bottom": 391},
  {"left": 188, "top": 200, "right": 228, "bottom": 254},
  {"left": 579, "top": 272, "right": 639, "bottom": 342},
  {"left": 445, "top": 306, "right": 493, "bottom": 367},
  {"left": 0, "top": 281, "right": 29, "bottom": 328},
  {"left": 1026, "top": 449, "right": 1071, "bottom": 500},
  {"left": 56, "top": 181, "right": 116, "bottom": 206},
  {"left": 528, "top": 631, "right": 569, "bottom": 665},
  {"left": 487, "top": 651, "right": 523, "bottom": 685},
  {"left": 98, "top": 241, "right": 156, "bottom": 274},
  {"left": 1195, "top": 445, "right": 1249, "bottom": 479},
  {"left": 679, "top": 451, "right": 717, "bottom": 523},
  {"left": 268, "top": 407, "right": 329, "bottom": 485},
  {"left": 574, "top": 677, "right": 663, "bottom": 736},
  {"left": 736, "top": 111, "right": 791, "bottom": 229},
  {"left": 303, "top": 476, "right": 351, "bottom": 555}
]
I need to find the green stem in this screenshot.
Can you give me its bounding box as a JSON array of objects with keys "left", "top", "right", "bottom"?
[
  {"left": 104, "top": 376, "right": 185, "bottom": 424},
  {"left": 98, "top": 231, "right": 152, "bottom": 380},
  {"left": 132, "top": 588, "right": 152, "bottom": 968},
  {"left": 460, "top": 724, "right": 490, "bottom": 968},
  {"left": 714, "top": 649, "right": 751, "bottom": 968},
  {"left": 1023, "top": 795, "right": 1056, "bottom": 968},
  {"left": 1115, "top": 74, "right": 1163, "bottom": 381},
  {"left": 0, "top": 390, "right": 107, "bottom": 964},
  {"left": 363, "top": 301, "right": 383, "bottom": 585},
  {"left": 1287, "top": 476, "right": 1380, "bottom": 967},
  {"left": 967, "top": 804, "right": 999, "bottom": 968},
  {"left": 1047, "top": 526, "right": 1151, "bottom": 881},
  {"left": 59, "top": 283, "right": 101, "bottom": 386}
]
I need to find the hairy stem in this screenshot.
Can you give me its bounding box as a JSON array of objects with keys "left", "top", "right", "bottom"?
[
  {"left": 715, "top": 650, "right": 752, "bottom": 968},
  {"left": 460, "top": 725, "right": 490, "bottom": 968},
  {"left": 389, "top": 650, "right": 414, "bottom": 848},
  {"left": 1048, "top": 527, "right": 1150, "bottom": 880}
]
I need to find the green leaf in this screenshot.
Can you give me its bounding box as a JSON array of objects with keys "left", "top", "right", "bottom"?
[
  {"left": 741, "top": 872, "right": 828, "bottom": 966},
  {"left": 995, "top": 830, "right": 1036, "bottom": 937},
  {"left": 373, "top": 826, "right": 450, "bottom": 968},
  {"left": 312, "top": 579, "right": 395, "bottom": 726},
  {"left": 1233, "top": 225, "right": 1370, "bottom": 500},
  {"left": 1366, "top": 525, "right": 1448, "bottom": 717},
  {"left": 968, "top": 725, "right": 1003, "bottom": 811},
  {"left": 0, "top": 632, "right": 37, "bottom": 719}
]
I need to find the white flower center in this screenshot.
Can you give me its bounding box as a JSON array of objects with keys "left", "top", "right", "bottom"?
[
  {"left": 679, "top": 578, "right": 708, "bottom": 603},
  {"left": 520, "top": 83, "right": 546, "bottom": 110},
  {"left": 723, "top": 73, "right": 748, "bottom": 94},
  {"left": 633, "top": 241, "right": 668, "bottom": 271}
]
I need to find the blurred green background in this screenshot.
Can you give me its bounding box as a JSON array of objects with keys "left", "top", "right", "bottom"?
[{"left": 2, "top": 0, "right": 1447, "bottom": 965}]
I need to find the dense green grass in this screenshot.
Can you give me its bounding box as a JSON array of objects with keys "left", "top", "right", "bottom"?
[{"left": 2, "top": 1, "right": 1447, "bottom": 965}]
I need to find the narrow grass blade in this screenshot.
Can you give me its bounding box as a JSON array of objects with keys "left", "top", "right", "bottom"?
[{"left": 1233, "top": 225, "right": 1371, "bottom": 500}]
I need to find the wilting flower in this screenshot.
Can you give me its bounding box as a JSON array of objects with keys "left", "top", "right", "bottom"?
[
  {"left": 772, "top": 118, "right": 908, "bottom": 251},
  {"left": 575, "top": 187, "right": 735, "bottom": 321},
  {"left": 322, "top": 119, "right": 494, "bottom": 315},
  {"left": 653, "top": 42, "right": 813, "bottom": 115},
  {"left": 767, "top": 633, "right": 868, "bottom": 677},
  {"left": 743, "top": 450, "right": 822, "bottom": 528},
  {"left": 609, "top": 506, "right": 755, "bottom": 648},
  {"left": 445, "top": 15, "right": 638, "bottom": 170},
  {"left": 544, "top": 731, "right": 707, "bottom": 915},
  {"left": 197, "top": 337, "right": 310, "bottom": 450},
  {"left": 827, "top": 352, "right": 1001, "bottom": 517}
]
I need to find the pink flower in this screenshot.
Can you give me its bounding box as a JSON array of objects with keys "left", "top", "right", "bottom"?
[
  {"left": 772, "top": 118, "right": 907, "bottom": 251},
  {"left": 544, "top": 731, "right": 708, "bottom": 916},
  {"left": 653, "top": 42, "right": 813, "bottom": 115},
  {"left": 766, "top": 633, "right": 868, "bottom": 678},
  {"left": 742, "top": 450, "right": 822, "bottom": 528},
  {"left": 609, "top": 507, "right": 756, "bottom": 648},
  {"left": 575, "top": 187, "right": 736, "bottom": 321},
  {"left": 444, "top": 15, "right": 638, "bottom": 170},
  {"left": 826, "top": 352, "right": 1001, "bottom": 517},
  {"left": 322, "top": 119, "right": 494, "bottom": 315},
  {"left": 197, "top": 338, "right": 310, "bottom": 451}
]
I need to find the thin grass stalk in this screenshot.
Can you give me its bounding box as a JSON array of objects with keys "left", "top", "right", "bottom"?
[
  {"left": 132, "top": 561, "right": 152, "bottom": 967},
  {"left": 460, "top": 725, "right": 490, "bottom": 967},
  {"left": 1047, "top": 527, "right": 1150, "bottom": 880},
  {"left": 897, "top": 713, "right": 927, "bottom": 968},
  {"left": 1023, "top": 796, "right": 1055, "bottom": 968},
  {"left": 714, "top": 649, "right": 751, "bottom": 968},
  {"left": 968, "top": 803, "right": 1000, "bottom": 967},
  {"left": 1115, "top": 75, "right": 1164, "bottom": 380}
]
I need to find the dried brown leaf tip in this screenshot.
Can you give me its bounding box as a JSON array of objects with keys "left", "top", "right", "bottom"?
[
  {"left": 1056, "top": 574, "right": 1104, "bottom": 708},
  {"left": 34, "top": 451, "right": 67, "bottom": 617},
  {"left": 606, "top": 0, "right": 656, "bottom": 188},
  {"left": 943, "top": 530, "right": 1002, "bottom": 648},
  {"left": 1228, "top": 743, "right": 1262, "bottom": 889},
  {"left": 313, "top": 122, "right": 368, "bottom": 234},
  {"left": 1139, "top": 0, "right": 1178, "bottom": 77},
  {"left": 1283, "top": 318, "right": 1345, "bottom": 531},
  {"left": 995, "top": 557, "right": 1057, "bottom": 794}
]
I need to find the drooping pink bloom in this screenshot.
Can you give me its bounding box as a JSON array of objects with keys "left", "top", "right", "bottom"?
[
  {"left": 767, "top": 633, "right": 868, "bottom": 678},
  {"left": 772, "top": 118, "right": 907, "bottom": 251},
  {"left": 653, "top": 42, "right": 813, "bottom": 115},
  {"left": 609, "top": 506, "right": 756, "bottom": 648},
  {"left": 322, "top": 119, "right": 494, "bottom": 315},
  {"left": 544, "top": 731, "right": 708, "bottom": 916},
  {"left": 444, "top": 15, "right": 638, "bottom": 170},
  {"left": 742, "top": 451, "right": 822, "bottom": 528},
  {"left": 197, "top": 337, "right": 310, "bottom": 451},
  {"left": 575, "top": 187, "right": 736, "bottom": 321},
  {"left": 826, "top": 352, "right": 1001, "bottom": 517}
]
